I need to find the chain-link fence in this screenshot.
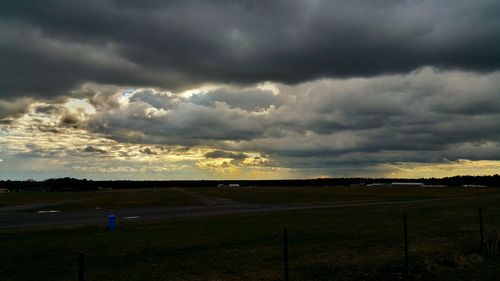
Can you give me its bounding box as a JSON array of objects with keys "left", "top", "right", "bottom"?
[
  {"left": 74, "top": 208, "right": 499, "bottom": 280},
  {"left": 2, "top": 208, "right": 500, "bottom": 281}
]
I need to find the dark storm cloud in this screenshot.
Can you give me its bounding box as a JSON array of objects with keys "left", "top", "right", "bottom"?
[
  {"left": 1, "top": 0, "right": 500, "bottom": 99},
  {"left": 205, "top": 150, "right": 248, "bottom": 160},
  {"left": 82, "top": 145, "right": 108, "bottom": 154},
  {"left": 0, "top": 99, "right": 32, "bottom": 119},
  {"left": 140, "top": 147, "right": 157, "bottom": 155},
  {"left": 60, "top": 112, "right": 81, "bottom": 126}
]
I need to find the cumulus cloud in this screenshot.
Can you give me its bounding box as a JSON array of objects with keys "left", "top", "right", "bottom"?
[
  {"left": 0, "top": 98, "right": 32, "bottom": 121},
  {"left": 4, "top": 67, "right": 500, "bottom": 179},
  {"left": 71, "top": 68, "right": 500, "bottom": 172},
  {"left": 88, "top": 92, "right": 268, "bottom": 145},
  {"left": 188, "top": 87, "right": 284, "bottom": 111}
]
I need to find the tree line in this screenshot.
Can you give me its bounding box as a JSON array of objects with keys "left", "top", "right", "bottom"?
[{"left": 1, "top": 175, "right": 500, "bottom": 192}]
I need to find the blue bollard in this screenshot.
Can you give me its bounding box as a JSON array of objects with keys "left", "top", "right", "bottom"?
[{"left": 107, "top": 214, "right": 116, "bottom": 231}]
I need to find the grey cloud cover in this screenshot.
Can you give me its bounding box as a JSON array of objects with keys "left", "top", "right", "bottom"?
[
  {"left": 80, "top": 68, "right": 500, "bottom": 169},
  {"left": 1, "top": 1, "right": 500, "bottom": 179},
  {"left": 188, "top": 88, "right": 284, "bottom": 111},
  {"left": 1, "top": 0, "right": 500, "bottom": 99}
]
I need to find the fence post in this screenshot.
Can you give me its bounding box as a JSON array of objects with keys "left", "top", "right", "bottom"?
[
  {"left": 403, "top": 214, "right": 409, "bottom": 279},
  {"left": 78, "top": 252, "right": 85, "bottom": 281},
  {"left": 479, "top": 207, "right": 484, "bottom": 251},
  {"left": 284, "top": 228, "right": 289, "bottom": 281}
]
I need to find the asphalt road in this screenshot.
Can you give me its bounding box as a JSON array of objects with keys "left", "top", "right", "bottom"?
[{"left": 0, "top": 197, "right": 445, "bottom": 229}]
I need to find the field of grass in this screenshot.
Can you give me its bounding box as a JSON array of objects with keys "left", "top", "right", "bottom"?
[
  {"left": 0, "top": 191, "right": 108, "bottom": 208},
  {"left": 2, "top": 186, "right": 496, "bottom": 210},
  {"left": 0, "top": 189, "right": 200, "bottom": 211},
  {"left": 52, "top": 189, "right": 200, "bottom": 211},
  {"left": 1, "top": 186, "right": 500, "bottom": 280},
  {"left": 194, "top": 186, "right": 499, "bottom": 205}
]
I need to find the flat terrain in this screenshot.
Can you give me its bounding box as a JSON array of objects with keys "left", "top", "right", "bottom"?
[
  {"left": 0, "top": 188, "right": 199, "bottom": 211},
  {"left": 1, "top": 186, "right": 500, "bottom": 280},
  {"left": 195, "top": 186, "right": 498, "bottom": 204},
  {"left": 1, "top": 186, "right": 496, "bottom": 228}
]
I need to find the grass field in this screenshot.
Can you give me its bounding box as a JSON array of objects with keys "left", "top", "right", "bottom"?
[
  {"left": 2, "top": 186, "right": 496, "bottom": 210},
  {"left": 1, "top": 186, "right": 500, "bottom": 280},
  {"left": 0, "top": 189, "right": 200, "bottom": 211},
  {"left": 194, "top": 186, "right": 499, "bottom": 204}
]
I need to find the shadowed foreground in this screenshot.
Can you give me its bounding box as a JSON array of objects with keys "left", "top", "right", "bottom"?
[{"left": 1, "top": 187, "right": 500, "bottom": 280}]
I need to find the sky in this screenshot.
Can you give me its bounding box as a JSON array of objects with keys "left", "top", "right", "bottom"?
[{"left": 1, "top": 0, "right": 500, "bottom": 180}]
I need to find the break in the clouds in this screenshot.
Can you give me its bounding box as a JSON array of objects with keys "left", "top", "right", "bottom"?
[{"left": 0, "top": 0, "right": 499, "bottom": 179}]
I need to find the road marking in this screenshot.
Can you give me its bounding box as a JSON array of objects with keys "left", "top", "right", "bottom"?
[{"left": 37, "top": 210, "right": 61, "bottom": 213}]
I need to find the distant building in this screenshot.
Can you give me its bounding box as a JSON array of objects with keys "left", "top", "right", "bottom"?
[
  {"left": 390, "top": 182, "right": 424, "bottom": 187},
  {"left": 217, "top": 183, "right": 241, "bottom": 188},
  {"left": 0, "top": 188, "right": 8, "bottom": 193},
  {"left": 366, "top": 183, "right": 388, "bottom": 187},
  {"left": 367, "top": 182, "right": 424, "bottom": 187}
]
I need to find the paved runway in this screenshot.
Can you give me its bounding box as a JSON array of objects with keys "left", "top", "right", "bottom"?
[{"left": 0, "top": 197, "right": 445, "bottom": 229}]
